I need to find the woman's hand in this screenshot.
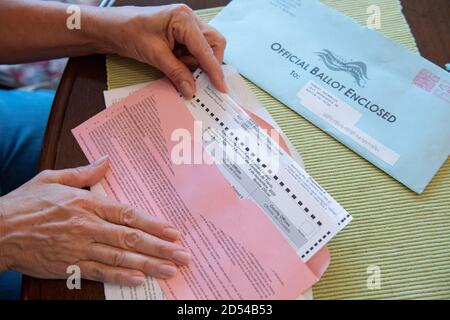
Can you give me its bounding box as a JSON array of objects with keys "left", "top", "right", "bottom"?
[
  {"left": 0, "top": 157, "right": 191, "bottom": 286},
  {"left": 97, "top": 4, "right": 227, "bottom": 98}
]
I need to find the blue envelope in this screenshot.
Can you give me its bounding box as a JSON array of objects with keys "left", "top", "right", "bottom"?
[{"left": 211, "top": 0, "right": 450, "bottom": 194}]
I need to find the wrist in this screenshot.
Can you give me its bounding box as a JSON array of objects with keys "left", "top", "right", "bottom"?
[{"left": 82, "top": 6, "right": 123, "bottom": 55}]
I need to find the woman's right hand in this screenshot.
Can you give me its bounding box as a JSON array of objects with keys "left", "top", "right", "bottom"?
[
  {"left": 95, "top": 4, "right": 227, "bottom": 98},
  {"left": 0, "top": 156, "right": 191, "bottom": 286}
]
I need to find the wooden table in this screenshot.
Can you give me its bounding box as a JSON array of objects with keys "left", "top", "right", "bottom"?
[{"left": 23, "top": 0, "right": 450, "bottom": 299}]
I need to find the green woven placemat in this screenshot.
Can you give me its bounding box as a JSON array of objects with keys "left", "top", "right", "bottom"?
[{"left": 105, "top": 1, "right": 450, "bottom": 300}]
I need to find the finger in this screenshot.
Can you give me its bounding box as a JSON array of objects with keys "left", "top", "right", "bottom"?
[
  {"left": 92, "top": 221, "right": 191, "bottom": 266},
  {"left": 191, "top": 14, "right": 226, "bottom": 64},
  {"left": 91, "top": 198, "right": 181, "bottom": 242},
  {"left": 38, "top": 155, "right": 109, "bottom": 188},
  {"left": 149, "top": 43, "right": 196, "bottom": 99},
  {"left": 170, "top": 12, "right": 226, "bottom": 93},
  {"left": 200, "top": 24, "right": 226, "bottom": 64},
  {"left": 78, "top": 260, "right": 146, "bottom": 286},
  {"left": 87, "top": 243, "right": 178, "bottom": 279}
]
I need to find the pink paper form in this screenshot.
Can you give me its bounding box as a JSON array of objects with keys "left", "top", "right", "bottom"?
[{"left": 72, "top": 78, "right": 319, "bottom": 299}]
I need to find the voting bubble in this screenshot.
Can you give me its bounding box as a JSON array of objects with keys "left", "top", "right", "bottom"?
[
  {"left": 66, "top": 5, "right": 81, "bottom": 30},
  {"left": 66, "top": 265, "right": 81, "bottom": 290}
]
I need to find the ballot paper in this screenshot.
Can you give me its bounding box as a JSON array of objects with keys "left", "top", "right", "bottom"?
[
  {"left": 211, "top": 0, "right": 450, "bottom": 194},
  {"left": 97, "top": 66, "right": 323, "bottom": 300},
  {"left": 188, "top": 69, "right": 351, "bottom": 260},
  {"left": 72, "top": 72, "right": 350, "bottom": 299}
]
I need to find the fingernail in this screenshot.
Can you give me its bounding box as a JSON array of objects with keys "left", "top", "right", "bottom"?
[
  {"left": 214, "top": 80, "right": 227, "bottom": 94},
  {"left": 172, "top": 250, "right": 192, "bottom": 265},
  {"left": 222, "top": 81, "right": 228, "bottom": 93},
  {"left": 180, "top": 81, "right": 193, "bottom": 99},
  {"left": 162, "top": 227, "right": 181, "bottom": 241},
  {"left": 158, "top": 264, "right": 178, "bottom": 278},
  {"left": 93, "top": 155, "right": 109, "bottom": 167},
  {"left": 129, "top": 275, "right": 145, "bottom": 286}
]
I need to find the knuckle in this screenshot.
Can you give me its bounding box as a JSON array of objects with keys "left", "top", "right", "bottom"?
[
  {"left": 119, "top": 206, "right": 136, "bottom": 226},
  {"left": 90, "top": 265, "right": 106, "bottom": 283},
  {"left": 169, "top": 4, "right": 193, "bottom": 30},
  {"left": 142, "top": 259, "right": 154, "bottom": 273},
  {"left": 171, "top": 3, "right": 192, "bottom": 16},
  {"left": 69, "top": 215, "right": 87, "bottom": 228},
  {"left": 122, "top": 230, "right": 142, "bottom": 250},
  {"left": 154, "top": 240, "right": 169, "bottom": 257},
  {"left": 71, "top": 192, "right": 95, "bottom": 209},
  {"left": 111, "top": 250, "right": 126, "bottom": 267},
  {"left": 68, "top": 215, "right": 94, "bottom": 234}
]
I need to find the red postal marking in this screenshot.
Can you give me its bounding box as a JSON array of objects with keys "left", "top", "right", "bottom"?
[{"left": 413, "top": 69, "right": 440, "bottom": 92}]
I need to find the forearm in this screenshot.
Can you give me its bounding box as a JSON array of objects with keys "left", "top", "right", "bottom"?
[{"left": 0, "top": 0, "right": 114, "bottom": 64}]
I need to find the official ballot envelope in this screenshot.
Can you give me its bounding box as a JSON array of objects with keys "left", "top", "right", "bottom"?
[{"left": 210, "top": 0, "right": 450, "bottom": 194}]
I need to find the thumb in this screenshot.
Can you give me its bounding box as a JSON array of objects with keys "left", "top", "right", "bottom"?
[
  {"left": 41, "top": 155, "right": 109, "bottom": 189},
  {"left": 150, "top": 44, "right": 195, "bottom": 99}
]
